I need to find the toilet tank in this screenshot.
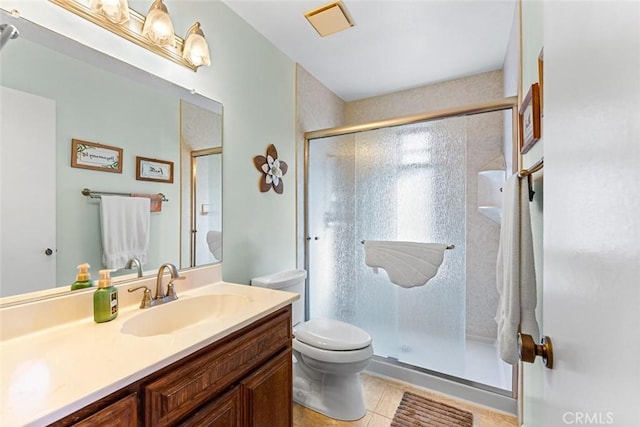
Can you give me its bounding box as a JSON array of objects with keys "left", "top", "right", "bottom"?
[{"left": 251, "top": 269, "right": 307, "bottom": 326}]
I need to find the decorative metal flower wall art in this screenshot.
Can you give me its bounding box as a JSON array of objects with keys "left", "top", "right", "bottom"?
[{"left": 253, "top": 144, "right": 288, "bottom": 194}]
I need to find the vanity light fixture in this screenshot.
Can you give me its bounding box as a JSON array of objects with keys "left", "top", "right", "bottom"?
[
  {"left": 49, "top": 0, "right": 211, "bottom": 71},
  {"left": 183, "top": 22, "right": 211, "bottom": 67},
  {"left": 141, "top": 0, "right": 175, "bottom": 48},
  {"left": 89, "top": 0, "right": 130, "bottom": 24}
]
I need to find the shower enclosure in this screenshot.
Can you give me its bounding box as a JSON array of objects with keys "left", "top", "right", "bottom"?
[{"left": 304, "top": 100, "right": 517, "bottom": 396}]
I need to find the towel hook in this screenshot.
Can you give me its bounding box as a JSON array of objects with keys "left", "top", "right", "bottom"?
[{"left": 527, "top": 175, "right": 535, "bottom": 202}]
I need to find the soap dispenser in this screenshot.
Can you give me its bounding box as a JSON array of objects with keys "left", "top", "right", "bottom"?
[
  {"left": 94, "top": 269, "right": 118, "bottom": 323},
  {"left": 71, "top": 263, "right": 93, "bottom": 290}
]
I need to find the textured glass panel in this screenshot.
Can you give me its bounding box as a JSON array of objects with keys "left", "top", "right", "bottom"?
[
  {"left": 308, "top": 134, "right": 357, "bottom": 321},
  {"left": 308, "top": 111, "right": 509, "bottom": 391}
]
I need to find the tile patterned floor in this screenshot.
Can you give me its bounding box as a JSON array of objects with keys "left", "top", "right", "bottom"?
[{"left": 293, "top": 373, "right": 518, "bottom": 427}]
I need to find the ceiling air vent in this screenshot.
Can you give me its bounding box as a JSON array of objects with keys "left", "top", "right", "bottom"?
[{"left": 304, "top": 1, "right": 355, "bottom": 37}]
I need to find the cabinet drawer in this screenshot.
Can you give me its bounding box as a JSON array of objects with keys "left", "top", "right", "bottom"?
[
  {"left": 73, "top": 393, "right": 138, "bottom": 427},
  {"left": 144, "top": 308, "right": 291, "bottom": 426}
]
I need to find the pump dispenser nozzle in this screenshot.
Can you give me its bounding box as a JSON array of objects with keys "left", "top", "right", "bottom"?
[
  {"left": 76, "top": 263, "right": 91, "bottom": 281},
  {"left": 98, "top": 269, "right": 112, "bottom": 288},
  {"left": 71, "top": 263, "right": 94, "bottom": 290}
]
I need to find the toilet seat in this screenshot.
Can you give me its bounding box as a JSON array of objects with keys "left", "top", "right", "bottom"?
[
  {"left": 293, "top": 338, "right": 373, "bottom": 364},
  {"left": 294, "top": 318, "right": 372, "bottom": 351}
]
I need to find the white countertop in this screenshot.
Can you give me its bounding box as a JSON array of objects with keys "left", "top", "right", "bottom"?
[{"left": 0, "top": 281, "right": 298, "bottom": 426}]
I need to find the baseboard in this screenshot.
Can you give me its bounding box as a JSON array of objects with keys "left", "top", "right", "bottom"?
[{"left": 365, "top": 356, "right": 517, "bottom": 415}]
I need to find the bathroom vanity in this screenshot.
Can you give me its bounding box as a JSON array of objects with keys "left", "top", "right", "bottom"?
[
  {"left": 53, "top": 307, "right": 292, "bottom": 426},
  {"left": 0, "top": 266, "right": 298, "bottom": 426}
]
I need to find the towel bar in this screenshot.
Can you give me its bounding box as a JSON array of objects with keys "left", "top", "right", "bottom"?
[
  {"left": 82, "top": 188, "right": 169, "bottom": 202},
  {"left": 360, "top": 240, "right": 454, "bottom": 250}
]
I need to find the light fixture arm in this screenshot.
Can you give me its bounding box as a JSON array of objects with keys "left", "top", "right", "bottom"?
[
  {"left": 186, "top": 22, "right": 205, "bottom": 38},
  {"left": 147, "top": 0, "right": 168, "bottom": 14}
]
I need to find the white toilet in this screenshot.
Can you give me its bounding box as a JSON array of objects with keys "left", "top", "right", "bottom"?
[{"left": 251, "top": 269, "right": 373, "bottom": 421}]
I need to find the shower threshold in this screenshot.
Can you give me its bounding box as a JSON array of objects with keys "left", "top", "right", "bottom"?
[{"left": 365, "top": 355, "right": 517, "bottom": 415}]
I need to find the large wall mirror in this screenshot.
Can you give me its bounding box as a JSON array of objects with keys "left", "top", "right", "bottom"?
[{"left": 0, "top": 11, "right": 222, "bottom": 301}]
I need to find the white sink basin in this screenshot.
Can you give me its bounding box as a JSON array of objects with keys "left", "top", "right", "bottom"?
[{"left": 121, "top": 294, "right": 251, "bottom": 337}]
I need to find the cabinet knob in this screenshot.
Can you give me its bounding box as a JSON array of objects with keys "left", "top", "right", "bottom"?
[
  {"left": 45, "top": 248, "right": 53, "bottom": 256},
  {"left": 518, "top": 333, "right": 554, "bottom": 369}
]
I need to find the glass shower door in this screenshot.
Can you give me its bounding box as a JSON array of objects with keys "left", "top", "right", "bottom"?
[{"left": 307, "top": 117, "right": 467, "bottom": 378}]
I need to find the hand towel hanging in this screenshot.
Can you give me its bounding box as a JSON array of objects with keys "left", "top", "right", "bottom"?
[{"left": 495, "top": 174, "right": 540, "bottom": 365}]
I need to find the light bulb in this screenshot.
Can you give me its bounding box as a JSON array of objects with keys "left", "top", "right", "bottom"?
[
  {"left": 183, "top": 22, "right": 211, "bottom": 67},
  {"left": 89, "top": 0, "right": 130, "bottom": 24},
  {"left": 142, "top": 0, "right": 175, "bottom": 47}
]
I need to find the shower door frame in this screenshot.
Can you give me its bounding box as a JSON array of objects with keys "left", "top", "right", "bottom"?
[
  {"left": 303, "top": 96, "right": 519, "bottom": 398},
  {"left": 189, "top": 146, "right": 222, "bottom": 268}
]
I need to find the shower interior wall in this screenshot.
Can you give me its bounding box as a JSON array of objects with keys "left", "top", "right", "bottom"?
[{"left": 297, "top": 67, "right": 505, "bottom": 342}]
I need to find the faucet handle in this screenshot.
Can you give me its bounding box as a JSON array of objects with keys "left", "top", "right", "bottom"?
[
  {"left": 165, "top": 283, "right": 178, "bottom": 301},
  {"left": 128, "top": 285, "right": 153, "bottom": 309},
  {"left": 165, "top": 277, "right": 183, "bottom": 301}
]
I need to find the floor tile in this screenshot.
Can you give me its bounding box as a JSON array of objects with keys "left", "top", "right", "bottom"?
[
  {"left": 367, "top": 413, "right": 392, "bottom": 427},
  {"left": 360, "top": 373, "right": 387, "bottom": 411},
  {"left": 293, "top": 373, "right": 518, "bottom": 427}
]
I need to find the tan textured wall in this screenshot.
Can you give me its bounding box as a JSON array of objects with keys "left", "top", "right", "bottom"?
[
  {"left": 296, "top": 65, "right": 346, "bottom": 266},
  {"left": 344, "top": 70, "right": 504, "bottom": 125}
]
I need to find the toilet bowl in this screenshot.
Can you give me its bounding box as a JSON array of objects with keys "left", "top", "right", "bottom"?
[{"left": 251, "top": 270, "right": 373, "bottom": 421}]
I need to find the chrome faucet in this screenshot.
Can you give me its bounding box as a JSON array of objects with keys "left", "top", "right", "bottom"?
[
  {"left": 125, "top": 257, "right": 143, "bottom": 278},
  {"left": 128, "top": 262, "right": 184, "bottom": 308}
]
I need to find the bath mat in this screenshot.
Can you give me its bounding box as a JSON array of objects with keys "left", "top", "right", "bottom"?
[{"left": 391, "top": 392, "right": 473, "bottom": 427}]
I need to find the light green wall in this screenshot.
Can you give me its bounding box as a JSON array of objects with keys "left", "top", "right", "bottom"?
[
  {"left": 520, "top": 0, "right": 545, "bottom": 424},
  {"left": 203, "top": 3, "right": 297, "bottom": 283}
]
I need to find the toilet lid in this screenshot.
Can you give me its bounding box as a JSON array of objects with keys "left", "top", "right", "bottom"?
[{"left": 294, "top": 318, "right": 372, "bottom": 351}]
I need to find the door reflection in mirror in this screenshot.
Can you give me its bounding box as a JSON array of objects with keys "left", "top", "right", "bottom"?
[{"left": 180, "top": 101, "right": 222, "bottom": 268}]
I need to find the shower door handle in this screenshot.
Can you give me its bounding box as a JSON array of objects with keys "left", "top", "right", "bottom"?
[{"left": 518, "top": 333, "right": 554, "bottom": 369}]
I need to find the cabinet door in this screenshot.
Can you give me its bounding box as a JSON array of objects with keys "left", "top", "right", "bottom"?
[
  {"left": 178, "top": 386, "right": 241, "bottom": 427},
  {"left": 73, "top": 393, "right": 138, "bottom": 427},
  {"left": 144, "top": 309, "right": 291, "bottom": 426},
  {"left": 241, "top": 350, "right": 292, "bottom": 427}
]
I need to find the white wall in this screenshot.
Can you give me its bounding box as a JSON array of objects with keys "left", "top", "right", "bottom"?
[
  {"left": 539, "top": 2, "right": 640, "bottom": 425},
  {"left": 1, "top": 1, "right": 297, "bottom": 284}
]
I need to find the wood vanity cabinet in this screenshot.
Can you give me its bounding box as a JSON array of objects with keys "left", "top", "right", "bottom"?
[{"left": 51, "top": 306, "right": 292, "bottom": 427}]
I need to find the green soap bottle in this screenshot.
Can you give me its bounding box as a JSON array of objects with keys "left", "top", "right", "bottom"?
[
  {"left": 94, "top": 269, "right": 118, "bottom": 323},
  {"left": 71, "top": 263, "right": 93, "bottom": 290}
]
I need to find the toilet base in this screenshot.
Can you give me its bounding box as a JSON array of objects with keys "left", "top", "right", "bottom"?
[{"left": 293, "top": 360, "right": 367, "bottom": 421}]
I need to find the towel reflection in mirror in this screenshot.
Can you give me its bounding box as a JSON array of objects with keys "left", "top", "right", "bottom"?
[{"left": 99, "top": 196, "right": 150, "bottom": 269}]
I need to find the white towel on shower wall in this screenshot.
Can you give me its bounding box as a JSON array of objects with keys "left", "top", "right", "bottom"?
[
  {"left": 100, "top": 196, "right": 150, "bottom": 269},
  {"left": 364, "top": 241, "right": 449, "bottom": 288},
  {"left": 495, "top": 174, "right": 540, "bottom": 365}
]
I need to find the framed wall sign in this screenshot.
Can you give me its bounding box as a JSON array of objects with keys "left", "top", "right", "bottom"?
[
  {"left": 71, "top": 139, "right": 122, "bottom": 173},
  {"left": 538, "top": 48, "right": 544, "bottom": 116},
  {"left": 136, "top": 156, "right": 174, "bottom": 183},
  {"left": 519, "top": 82, "right": 541, "bottom": 154}
]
